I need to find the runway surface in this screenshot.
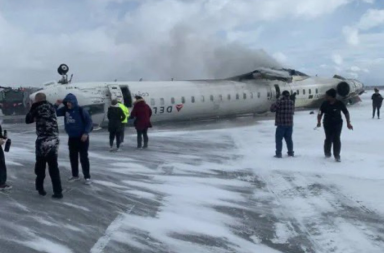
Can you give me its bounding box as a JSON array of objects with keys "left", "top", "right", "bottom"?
[{"left": 0, "top": 94, "right": 383, "bottom": 253}]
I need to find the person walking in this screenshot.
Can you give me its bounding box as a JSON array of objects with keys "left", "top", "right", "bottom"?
[
  {"left": 317, "top": 89, "right": 353, "bottom": 162},
  {"left": 130, "top": 96, "right": 152, "bottom": 149},
  {"left": 55, "top": 93, "right": 93, "bottom": 185},
  {"left": 270, "top": 90, "right": 295, "bottom": 158},
  {"left": 118, "top": 100, "right": 129, "bottom": 144},
  {"left": 108, "top": 99, "right": 125, "bottom": 151},
  {"left": 26, "top": 93, "right": 63, "bottom": 198},
  {"left": 0, "top": 125, "right": 11, "bottom": 191},
  {"left": 371, "top": 88, "right": 383, "bottom": 119}
]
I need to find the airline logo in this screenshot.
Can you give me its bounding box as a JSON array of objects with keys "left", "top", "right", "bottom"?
[{"left": 176, "top": 104, "right": 183, "bottom": 112}]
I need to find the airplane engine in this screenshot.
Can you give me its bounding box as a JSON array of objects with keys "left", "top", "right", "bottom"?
[{"left": 336, "top": 81, "right": 351, "bottom": 97}]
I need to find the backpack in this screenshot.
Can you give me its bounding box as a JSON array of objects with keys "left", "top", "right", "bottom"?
[
  {"left": 65, "top": 107, "right": 94, "bottom": 132},
  {"left": 79, "top": 107, "right": 94, "bottom": 132}
]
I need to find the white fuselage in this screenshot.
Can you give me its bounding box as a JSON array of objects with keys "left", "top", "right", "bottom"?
[{"left": 31, "top": 75, "right": 364, "bottom": 126}]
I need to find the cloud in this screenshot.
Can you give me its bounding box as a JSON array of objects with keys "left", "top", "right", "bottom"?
[
  {"left": 0, "top": 0, "right": 381, "bottom": 86},
  {"left": 342, "top": 26, "right": 360, "bottom": 45},
  {"left": 226, "top": 27, "right": 264, "bottom": 45},
  {"left": 357, "top": 9, "right": 384, "bottom": 30},
  {"left": 332, "top": 54, "right": 344, "bottom": 65},
  {"left": 342, "top": 8, "right": 384, "bottom": 45},
  {"left": 3, "top": 0, "right": 356, "bottom": 85},
  {"left": 347, "top": 72, "right": 359, "bottom": 78},
  {"left": 273, "top": 52, "right": 288, "bottom": 64},
  {"left": 0, "top": 0, "right": 283, "bottom": 85}
]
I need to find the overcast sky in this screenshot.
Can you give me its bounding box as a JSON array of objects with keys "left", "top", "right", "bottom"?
[{"left": 0, "top": 0, "right": 383, "bottom": 86}]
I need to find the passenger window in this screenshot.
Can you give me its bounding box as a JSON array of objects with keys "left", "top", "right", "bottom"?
[
  {"left": 316, "top": 89, "right": 319, "bottom": 94},
  {"left": 150, "top": 98, "right": 155, "bottom": 106},
  {"left": 309, "top": 89, "right": 312, "bottom": 95},
  {"left": 303, "top": 90, "right": 306, "bottom": 95},
  {"left": 243, "top": 93, "right": 247, "bottom": 99},
  {"left": 160, "top": 98, "right": 165, "bottom": 106},
  {"left": 236, "top": 94, "right": 240, "bottom": 100},
  {"left": 250, "top": 92, "right": 254, "bottom": 99},
  {"left": 201, "top": 96, "right": 205, "bottom": 102},
  {"left": 182, "top": 97, "right": 186, "bottom": 104},
  {"left": 171, "top": 97, "right": 175, "bottom": 104},
  {"left": 257, "top": 92, "right": 261, "bottom": 98},
  {"left": 191, "top": 96, "right": 195, "bottom": 103},
  {"left": 297, "top": 90, "right": 299, "bottom": 95},
  {"left": 219, "top": 95, "right": 223, "bottom": 101},
  {"left": 228, "top": 94, "right": 231, "bottom": 100},
  {"left": 210, "top": 95, "right": 214, "bottom": 101}
]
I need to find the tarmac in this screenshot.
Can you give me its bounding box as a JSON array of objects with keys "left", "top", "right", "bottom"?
[{"left": 0, "top": 109, "right": 383, "bottom": 253}]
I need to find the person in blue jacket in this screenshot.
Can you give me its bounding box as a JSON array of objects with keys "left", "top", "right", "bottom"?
[{"left": 55, "top": 94, "right": 93, "bottom": 185}]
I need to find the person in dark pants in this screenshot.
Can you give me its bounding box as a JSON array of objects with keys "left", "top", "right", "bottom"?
[
  {"left": 130, "top": 96, "right": 152, "bottom": 149},
  {"left": 118, "top": 100, "right": 129, "bottom": 144},
  {"left": 55, "top": 93, "right": 93, "bottom": 185},
  {"left": 26, "top": 93, "right": 63, "bottom": 198},
  {"left": 0, "top": 125, "right": 11, "bottom": 191},
  {"left": 317, "top": 89, "right": 353, "bottom": 162},
  {"left": 108, "top": 99, "right": 125, "bottom": 151},
  {"left": 270, "top": 90, "right": 295, "bottom": 158},
  {"left": 371, "top": 88, "right": 383, "bottom": 119}
]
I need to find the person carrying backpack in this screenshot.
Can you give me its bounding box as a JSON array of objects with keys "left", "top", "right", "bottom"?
[{"left": 55, "top": 93, "right": 93, "bottom": 185}]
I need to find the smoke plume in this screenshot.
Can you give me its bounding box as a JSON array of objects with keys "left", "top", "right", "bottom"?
[{"left": 124, "top": 24, "right": 282, "bottom": 81}]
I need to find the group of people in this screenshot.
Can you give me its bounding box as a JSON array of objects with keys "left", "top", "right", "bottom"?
[
  {"left": 0, "top": 93, "right": 153, "bottom": 197},
  {"left": 271, "top": 88, "right": 353, "bottom": 162},
  {"left": 3, "top": 87, "right": 378, "bottom": 193},
  {"left": 107, "top": 95, "right": 152, "bottom": 151}
]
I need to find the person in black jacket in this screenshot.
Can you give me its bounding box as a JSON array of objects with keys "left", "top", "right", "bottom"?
[
  {"left": 108, "top": 99, "right": 125, "bottom": 151},
  {"left": 0, "top": 124, "right": 11, "bottom": 191},
  {"left": 372, "top": 88, "right": 383, "bottom": 119},
  {"left": 26, "top": 93, "right": 63, "bottom": 199},
  {"left": 317, "top": 89, "right": 353, "bottom": 162}
]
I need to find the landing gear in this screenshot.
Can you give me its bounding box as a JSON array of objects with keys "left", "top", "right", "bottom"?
[
  {"left": 58, "top": 64, "right": 69, "bottom": 76},
  {"left": 57, "top": 64, "right": 73, "bottom": 84}
]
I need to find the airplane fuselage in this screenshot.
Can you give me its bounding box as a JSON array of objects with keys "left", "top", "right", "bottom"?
[{"left": 32, "top": 73, "right": 364, "bottom": 126}]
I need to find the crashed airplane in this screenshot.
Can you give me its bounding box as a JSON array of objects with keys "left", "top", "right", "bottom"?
[{"left": 30, "top": 64, "right": 365, "bottom": 127}]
